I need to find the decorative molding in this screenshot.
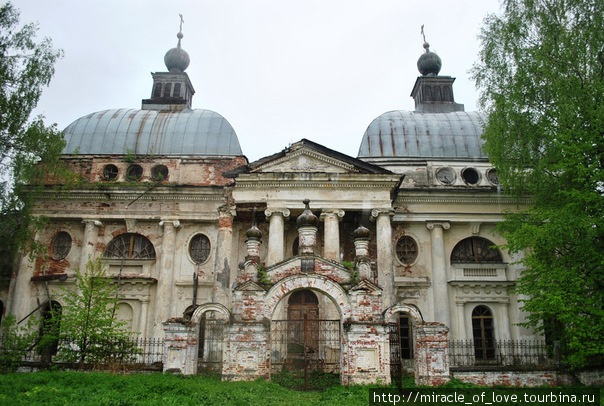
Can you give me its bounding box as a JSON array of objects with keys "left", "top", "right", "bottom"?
[
  {"left": 426, "top": 221, "right": 451, "bottom": 230},
  {"left": 252, "top": 149, "right": 357, "bottom": 173},
  {"left": 159, "top": 220, "right": 181, "bottom": 228},
  {"left": 264, "top": 208, "right": 291, "bottom": 219},
  {"left": 470, "top": 222, "right": 481, "bottom": 235},
  {"left": 396, "top": 195, "right": 532, "bottom": 205},
  {"left": 320, "top": 209, "right": 345, "bottom": 221},
  {"left": 371, "top": 208, "right": 395, "bottom": 218},
  {"left": 125, "top": 218, "right": 137, "bottom": 232},
  {"left": 82, "top": 219, "right": 102, "bottom": 227}
]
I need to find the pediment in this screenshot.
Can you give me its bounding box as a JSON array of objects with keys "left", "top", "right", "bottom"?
[
  {"left": 253, "top": 148, "right": 357, "bottom": 174},
  {"left": 350, "top": 279, "right": 382, "bottom": 294},
  {"left": 248, "top": 139, "right": 392, "bottom": 175},
  {"left": 234, "top": 280, "right": 266, "bottom": 292}
]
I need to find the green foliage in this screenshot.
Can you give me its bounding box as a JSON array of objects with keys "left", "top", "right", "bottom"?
[
  {"left": 46, "top": 257, "right": 134, "bottom": 367},
  {"left": 473, "top": 0, "right": 604, "bottom": 368},
  {"left": 0, "top": 2, "right": 66, "bottom": 274},
  {"left": 257, "top": 264, "right": 271, "bottom": 285},
  {"left": 0, "top": 315, "right": 38, "bottom": 372},
  {"left": 0, "top": 371, "right": 375, "bottom": 405}
]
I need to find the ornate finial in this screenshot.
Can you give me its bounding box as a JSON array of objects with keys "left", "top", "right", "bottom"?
[
  {"left": 417, "top": 25, "right": 441, "bottom": 76},
  {"left": 164, "top": 14, "right": 190, "bottom": 73}
]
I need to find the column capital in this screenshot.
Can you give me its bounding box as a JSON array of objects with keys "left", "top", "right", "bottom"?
[
  {"left": 264, "top": 208, "right": 290, "bottom": 218},
  {"left": 371, "top": 208, "right": 394, "bottom": 219},
  {"left": 82, "top": 219, "right": 102, "bottom": 227},
  {"left": 320, "top": 209, "right": 345, "bottom": 221},
  {"left": 426, "top": 221, "right": 450, "bottom": 231},
  {"left": 159, "top": 220, "right": 181, "bottom": 228}
]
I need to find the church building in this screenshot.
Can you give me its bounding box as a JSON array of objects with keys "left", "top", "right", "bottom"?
[{"left": 4, "top": 26, "right": 538, "bottom": 385}]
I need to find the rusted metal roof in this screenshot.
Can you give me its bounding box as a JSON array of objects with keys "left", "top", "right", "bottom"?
[
  {"left": 62, "top": 108, "right": 242, "bottom": 156},
  {"left": 357, "top": 110, "right": 486, "bottom": 159}
]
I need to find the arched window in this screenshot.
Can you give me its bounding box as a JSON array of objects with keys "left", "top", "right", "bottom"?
[
  {"left": 451, "top": 237, "right": 502, "bottom": 264},
  {"left": 103, "top": 233, "right": 156, "bottom": 260},
  {"left": 472, "top": 305, "right": 495, "bottom": 360}
]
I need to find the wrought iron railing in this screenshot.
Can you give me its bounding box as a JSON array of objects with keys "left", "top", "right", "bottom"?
[
  {"left": 0, "top": 336, "right": 164, "bottom": 370},
  {"left": 449, "top": 339, "right": 558, "bottom": 368}
]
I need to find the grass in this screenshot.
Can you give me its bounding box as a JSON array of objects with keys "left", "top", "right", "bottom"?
[{"left": 0, "top": 371, "right": 376, "bottom": 406}]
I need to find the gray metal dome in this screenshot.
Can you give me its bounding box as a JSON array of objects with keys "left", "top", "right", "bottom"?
[
  {"left": 358, "top": 110, "right": 486, "bottom": 159},
  {"left": 62, "top": 108, "right": 242, "bottom": 156}
]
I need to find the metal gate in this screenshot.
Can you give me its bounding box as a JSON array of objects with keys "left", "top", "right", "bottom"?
[
  {"left": 271, "top": 318, "right": 341, "bottom": 381},
  {"left": 388, "top": 322, "right": 402, "bottom": 387},
  {"left": 198, "top": 318, "right": 226, "bottom": 372}
]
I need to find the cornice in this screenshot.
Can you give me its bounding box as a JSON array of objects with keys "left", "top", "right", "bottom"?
[
  {"left": 39, "top": 189, "right": 225, "bottom": 202},
  {"left": 396, "top": 194, "right": 532, "bottom": 205}
]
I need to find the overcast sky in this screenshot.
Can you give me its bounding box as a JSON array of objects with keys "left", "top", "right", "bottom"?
[{"left": 15, "top": 0, "right": 501, "bottom": 163}]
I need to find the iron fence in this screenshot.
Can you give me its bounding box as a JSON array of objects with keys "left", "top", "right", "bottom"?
[
  {"left": 449, "top": 339, "right": 558, "bottom": 368},
  {"left": 0, "top": 336, "right": 164, "bottom": 370}
]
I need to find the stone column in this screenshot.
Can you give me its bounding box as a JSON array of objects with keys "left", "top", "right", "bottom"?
[
  {"left": 456, "top": 302, "right": 467, "bottom": 341},
  {"left": 212, "top": 207, "right": 235, "bottom": 305},
  {"left": 426, "top": 222, "right": 451, "bottom": 328},
  {"left": 155, "top": 220, "right": 180, "bottom": 337},
  {"left": 264, "top": 208, "right": 290, "bottom": 266},
  {"left": 320, "top": 209, "right": 344, "bottom": 261},
  {"left": 80, "top": 219, "right": 102, "bottom": 271},
  {"left": 371, "top": 209, "right": 394, "bottom": 308},
  {"left": 139, "top": 299, "right": 150, "bottom": 338}
]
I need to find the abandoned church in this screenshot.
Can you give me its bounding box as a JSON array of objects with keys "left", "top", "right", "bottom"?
[{"left": 5, "top": 27, "right": 564, "bottom": 386}]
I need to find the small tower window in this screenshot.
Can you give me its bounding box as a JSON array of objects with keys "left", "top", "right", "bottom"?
[
  {"left": 173, "top": 83, "right": 181, "bottom": 98},
  {"left": 164, "top": 83, "right": 172, "bottom": 98},
  {"left": 153, "top": 83, "right": 162, "bottom": 98}
]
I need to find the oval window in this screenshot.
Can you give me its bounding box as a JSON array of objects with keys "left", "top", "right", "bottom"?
[
  {"left": 189, "top": 234, "right": 211, "bottom": 264},
  {"left": 52, "top": 231, "right": 72, "bottom": 260}
]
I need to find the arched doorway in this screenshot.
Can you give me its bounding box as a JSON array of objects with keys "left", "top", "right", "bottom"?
[
  {"left": 385, "top": 305, "right": 423, "bottom": 383},
  {"left": 189, "top": 305, "right": 230, "bottom": 373},
  {"left": 271, "top": 289, "right": 341, "bottom": 379}
]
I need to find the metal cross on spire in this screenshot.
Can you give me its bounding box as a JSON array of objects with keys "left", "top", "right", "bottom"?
[
  {"left": 421, "top": 24, "right": 426, "bottom": 43},
  {"left": 179, "top": 14, "right": 184, "bottom": 33}
]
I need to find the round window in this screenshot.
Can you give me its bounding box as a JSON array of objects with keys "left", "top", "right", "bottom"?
[
  {"left": 52, "top": 231, "right": 72, "bottom": 260},
  {"left": 126, "top": 164, "right": 143, "bottom": 181},
  {"left": 151, "top": 165, "right": 169, "bottom": 181},
  {"left": 395, "top": 236, "right": 418, "bottom": 265},
  {"left": 102, "top": 164, "right": 119, "bottom": 180},
  {"left": 189, "top": 234, "right": 211, "bottom": 264},
  {"left": 435, "top": 167, "right": 456, "bottom": 185},
  {"left": 461, "top": 167, "right": 480, "bottom": 185},
  {"left": 486, "top": 168, "right": 499, "bottom": 185}
]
